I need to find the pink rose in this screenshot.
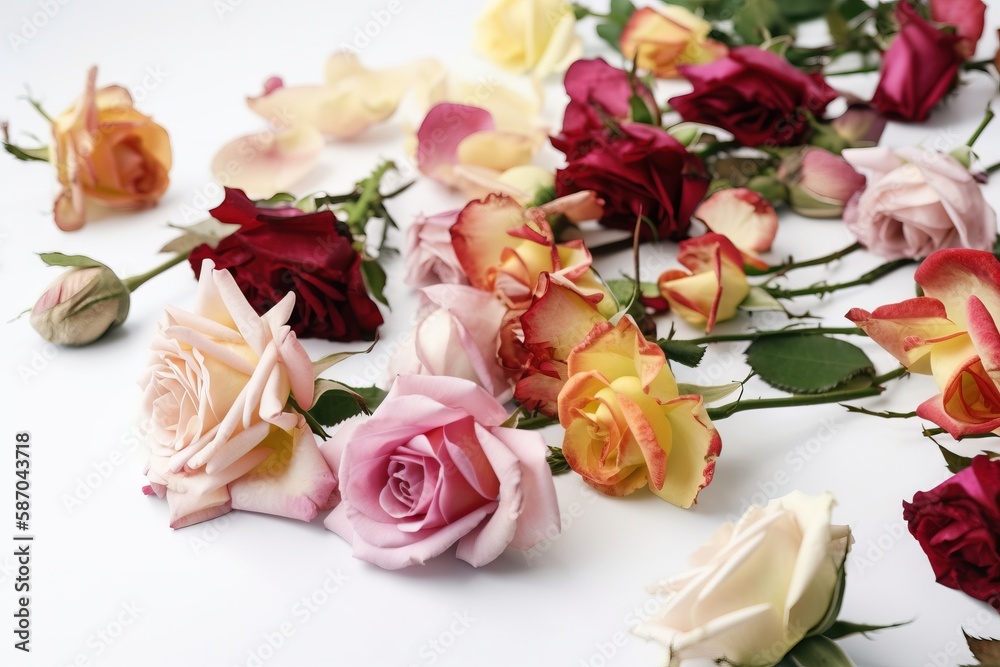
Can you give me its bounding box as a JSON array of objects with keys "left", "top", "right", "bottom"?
[
  {"left": 321, "top": 374, "right": 560, "bottom": 569},
  {"left": 404, "top": 209, "right": 468, "bottom": 287},
  {"left": 141, "top": 260, "right": 336, "bottom": 528},
  {"left": 930, "top": 0, "right": 987, "bottom": 59},
  {"left": 843, "top": 147, "right": 996, "bottom": 260},
  {"left": 389, "top": 284, "right": 515, "bottom": 401},
  {"left": 777, "top": 146, "right": 866, "bottom": 219}
]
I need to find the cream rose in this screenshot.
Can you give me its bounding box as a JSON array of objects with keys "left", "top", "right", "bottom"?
[
  {"left": 474, "top": 0, "right": 583, "bottom": 77},
  {"left": 634, "top": 492, "right": 852, "bottom": 666},
  {"left": 51, "top": 66, "right": 171, "bottom": 231},
  {"left": 141, "top": 260, "right": 336, "bottom": 528}
]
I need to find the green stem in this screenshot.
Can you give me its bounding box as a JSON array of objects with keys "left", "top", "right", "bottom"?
[
  {"left": 682, "top": 327, "right": 864, "bottom": 345},
  {"left": 517, "top": 415, "right": 560, "bottom": 430},
  {"left": 763, "top": 258, "right": 914, "bottom": 300},
  {"left": 987, "top": 160, "right": 1000, "bottom": 174},
  {"left": 747, "top": 242, "right": 862, "bottom": 277},
  {"left": 923, "top": 427, "right": 999, "bottom": 440},
  {"left": 121, "top": 252, "right": 189, "bottom": 292},
  {"left": 707, "top": 367, "right": 907, "bottom": 421},
  {"left": 967, "top": 106, "right": 995, "bottom": 148},
  {"left": 572, "top": 3, "right": 609, "bottom": 19},
  {"left": 343, "top": 160, "right": 394, "bottom": 231},
  {"left": 824, "top": 64, "right": 880, "bottom": 77}
]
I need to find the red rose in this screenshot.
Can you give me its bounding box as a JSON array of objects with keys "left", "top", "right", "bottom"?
[
  {"left": 903, "top": 455, "right": 1000, "bottom": 610},
  {"left": 555, "top": 122, "right": 708, "bottom": 240},
  {"left": 551, "top": 58, "right": 658, "bottom": 160},
  {"left": 189, "top": 188, "right": 383, "bottom": 341},
  {"left": 668, "top": 46, "right": 838, "bottom": 147},
  {"left": 870, "top": 2, "right": 964, "bottom": 122}
]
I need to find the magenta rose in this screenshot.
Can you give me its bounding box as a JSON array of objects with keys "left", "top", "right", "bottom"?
[
  {"left": 668, "top": 46, "right": 837, "bottom": 147},
  {"left": 189, "top": 188, "right": 384, "bottom": 342},
  {"left": 555, "top": 122, "right": 709, "bottom": 240},
  {"left": 551, "top": 58, "right": 658, "bottom": 160},
  {"left": 321, "top": 374, "right": 560, "bottom": 569},
  {"left": 870, "top": 2, "right": 964, "bottom": 122},
  {"left": 903, "top": 456, "right": 1000, "bottom": 609},
  {"left": 930, "top": 0, "right": 987, "bottom": 58}
]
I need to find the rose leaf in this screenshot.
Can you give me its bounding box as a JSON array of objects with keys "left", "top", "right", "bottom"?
[{"left": 745, "top": 334, "right": 875, "bottom": 394}]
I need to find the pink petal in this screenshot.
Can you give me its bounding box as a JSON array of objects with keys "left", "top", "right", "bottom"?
[
  {"left": 915, "top": 249, "right": 1000, "bottom": 329},
  {"left": 845, "top": 298, "right": 960, "bottom": 374},
  {"left": 210, "top": 124, "right": 323, "bottom": 200},
  {"left": 416, "top": 103, "right": 495, "bottom": 180}
]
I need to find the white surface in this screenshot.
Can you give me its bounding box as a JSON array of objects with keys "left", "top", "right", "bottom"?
[{"left": 3, "top": 1, "right": 1000, "bottom": 666}]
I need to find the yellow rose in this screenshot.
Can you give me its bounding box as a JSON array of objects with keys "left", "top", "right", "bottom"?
[
  {"left": 557, "top": 317, "right": 721, "bottom": 508},
  {"left": 474, "top": 0, "right": 583, "bottom": 77},
  {"left": 51, "top": 66, "right": 171, "bottom": 231},
  {"left": 658, "top": 233, "right": 750, "bottom": 333},
  {"left": 620, "top": 6, "right": 727, "bottom": 78}
]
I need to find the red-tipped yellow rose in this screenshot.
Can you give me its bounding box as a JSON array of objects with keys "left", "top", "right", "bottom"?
[
  {"left": 658, "top": 233, "right": 750, "bottom": 333},
  {"left": 557, "top": 317, "right": 721, "bottom": 507},
  {"left": 846, "top": 249, "right": 1000, "bottom": 437},
  {"left": 620, "top": 6, "right": 727, "bottom": 79}
]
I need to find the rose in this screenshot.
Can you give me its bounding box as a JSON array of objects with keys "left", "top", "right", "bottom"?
[
  {"left": 474, "top": 0, "right": 582, "bottom": 77},
  {"left": 870, "top": 2, "right": 963, "bottom": 122},
  {"left": 846, "top": 249, "right": 1000, "bottom": 437},
  {"left": 51, "top": 66, "right": 171, "bottom": 231},
  {"left": 777, "top": 147, "right": 867, "bottom": 219},
  {"left": 694, "top": 189, "right": 778, "bottom": 268},
  {"left": 551, "top": 58, "right": 658, "bottom": 161},
  {"left": 842, "top": 147, "right": 995, "bottom": 260},
  {"left": 31, "top": 263, "right": 129, "bottom": 346},
  {"left": 404, "top": 209, "right": 467, "bottom": 288},
  {"left": 903, "top": 455, "right": 1000, "bottom": 610},
  {"left": 450, "top": 193, "right": 616, "bottom": 312},
  {"left": 634, "top": 492, "right": 852, "bottom": 666},
  {"left": 555, "top": 122, "right": 709, "bottom": 241},
  {"left": 930, "top": 0, "right": 987, "bottom": 58},
  {"left": 188, "top": 187, "right": 384, "bottom": 342},
  {"left": 619, "top": 6, "right": 727, "bottom": 79},
  {"left": 668, "top": 47, "right": 838, "bottom": 147},
  {"left": 557, "top": 317, "right": 721, "bottom": 507},
  {"left": 321, "top": 374, "right": 561, "bottom": 569},
  {"left": 658, "top": 233, "right": 750, "bottom": 333},
  {"left": 141, "top": 259, "right": 336, "bottom": 529},
  {"left": 390, "top": 284, "right": 515, "bottom": 402}
]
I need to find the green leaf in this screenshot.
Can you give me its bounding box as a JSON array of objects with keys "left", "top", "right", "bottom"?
[
  {"left": 609, "top": 0, "right": 634, "bottom": 18},
  {"left": 256, "top": 192, "right": 297, "bottom": 206},
  {"left": 3, "top": 142, "right": 48, "bottom": 162},
  {"left": 835, "top": 0, "right": 871, "bottom": 22},
  {"left": 607, "top": 278, "right": 657, "bottom": 339},
  {"left": 825, "top": 9, "right": 850, "bottom": 43},
  {"left": 774, "top": 0, "right": 833, "bottom": 21},
  {"left": 312, "top": 336, "right": 378, "bottom": 378},
  {"left": 677, "top": 381, "right": 743, "bottom": 404},
  {"left": 965, "top": 631, "right": 1000, "bottom": 666},
  {"left": 629, "top": 94, "right": 655, "bottom": 126},
  {"left": 160, "top": 218, "right": 240, "bottom": 254},
  {"left": 740, "top": 286, "right": 785, "bottom": 312},
  {"left": 732, "top": 0, "right": 790, "bottom": 44},
  {"left": 309, "top": 381, "right": 387, "bottom": 429},
  {"left": 939, "top": 444, "right": 975, "bottom": 475},
  {"left": 595, "top": 22, "right": 625, "bottom": 52},
  {"left": 783, "top": 636, "right": 856, "bottom": 667},
  {"left": 547, "top": 446, "right": 571, "bottom": 476},
  {"left": 38, "top": 252, "right": 105, "bottom": 269},
  {"left": 361, "top": 258, "right": 389, "bottom": 307},
  {"left": 745, "top": 335, "right": 875, "bottom": 394},
  {"left": 657, "top": 338, "right": 707, "bottom": 368},
  {"left": 822, "top": 620, "right": 910, "bottom": 641}
]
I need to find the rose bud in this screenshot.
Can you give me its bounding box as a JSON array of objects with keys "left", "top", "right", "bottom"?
[
  {"left": 777, "top": 147, "right": 866, "bottom": 219},
  {"left": 30, "top": 265, "right": 130, "bottom": 346},
  {"left": 658, "top": 233, "right": 749, "bottom": 333}
]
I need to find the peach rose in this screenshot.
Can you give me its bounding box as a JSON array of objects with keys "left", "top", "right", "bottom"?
[
  {"left": 620, "top": 6, "right": 727, "bottom": 78},
  {"left": 847, "top": 249, "right": 1000, "bottom": 438},
  {"left": 51, "top": 66, "right": 171, "bottom": 231},
  {"left": 141, "top": 260, "right": 336, "bottom": 528},
  {"left": 658, "top": 233, "right": 750, "bottom": 333},
  {"left": 557, "top": 317, "right": 721, "bottom": 507}
]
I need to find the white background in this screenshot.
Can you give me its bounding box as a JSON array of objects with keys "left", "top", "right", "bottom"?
[{"left": 3, "top": 1, "right": 1000, "bottom": 665}]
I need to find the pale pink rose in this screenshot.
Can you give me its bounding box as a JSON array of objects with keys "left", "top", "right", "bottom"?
[
  {"left": 843, "top": 147, "right": 996, "bottom": 260},
  {"left": 141, "top": 259, "right": 336, "bottom": 529},
  {"left": 321, "top": 374, "right": 560, "bottom": 569},
  {"left": 777, "top": 146, "right": 866, "bottom": 219},
  {"left": 404, "top": 209, "right": 468, "bottom": 287},
  {"left": 389, "top": 284, "right": 514, "bottom": 401}
]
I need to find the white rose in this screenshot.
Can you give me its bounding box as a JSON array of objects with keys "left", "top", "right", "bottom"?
[{"left": 634, "top": 492, "right": 852, "bottom": 666}]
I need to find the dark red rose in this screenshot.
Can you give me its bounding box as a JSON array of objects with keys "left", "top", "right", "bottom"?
[
  {"left": 189, "top": 188, "right": 383, "bottom": 341},
  {"left": 870, "top": 2, "right": 964, "bottom": 122},
  {"left": 554, "top": 122, "right": 708, "bottom": 241},
  {"left": 903, "top": 455, "right": 1000, "bottom": 610},
  {"left": 668, "top": 46, "right": 838, "bottom": 147},
  {"left": 551, "top": 58, "right": 658, "bottom": 160}
]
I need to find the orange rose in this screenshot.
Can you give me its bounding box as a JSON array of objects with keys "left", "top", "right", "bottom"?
[
  {"left": 557, "top": 317, "right": 721, "bottom": 507},
  {"left": 619, "top": 6, "right": 727, "bottom": 79},
  {"left": 51, "top": 66, "right": 171, "bottom": 231}
]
